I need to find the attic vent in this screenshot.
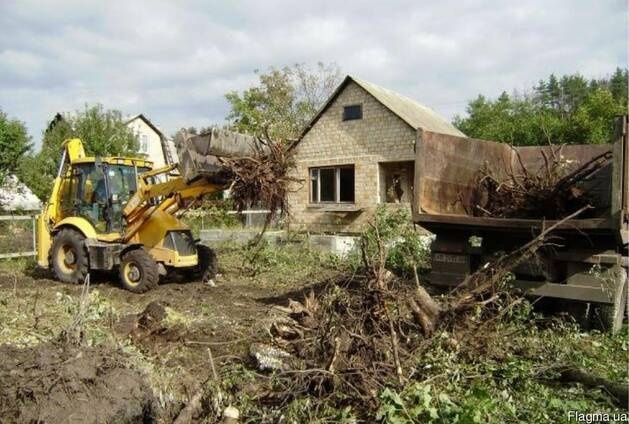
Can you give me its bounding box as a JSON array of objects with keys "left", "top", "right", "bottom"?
[{"left": 343, "top": 104, "right": 362, "bottom": 121}]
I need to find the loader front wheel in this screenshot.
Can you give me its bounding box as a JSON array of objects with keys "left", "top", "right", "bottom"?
[
  {"left": 51, "top": 228, "right": 89, "bottom": 284},
  {"left": 119, "top": 249, "right": 159, "bottom": 293}
]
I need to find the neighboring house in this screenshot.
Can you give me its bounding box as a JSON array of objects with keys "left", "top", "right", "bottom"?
[
  {"left": 287, "top": 75, "right": 465, "bottom": 233},
  {"left": 0, "top": 175, "right": 42, "bottom": 212},
  {"left": 125, "top": 114, "right": 178, "bottom": 168}
]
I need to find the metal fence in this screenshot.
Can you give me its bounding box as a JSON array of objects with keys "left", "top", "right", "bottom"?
[
  {"left": 183, "top": 208, "right": 280, "bottom": 232},
  {"left": 0, "top": 215, "right": 37, "bottom": 259}
]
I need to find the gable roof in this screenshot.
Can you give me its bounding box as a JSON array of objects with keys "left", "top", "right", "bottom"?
[
  {"left": 299, "top": 75, "right": 465, "bottom": 140},
  {"left": 125, "top": 113, "right": 165, "bottom": 139},
  {"left": 126, "top": 113, "right": 178, "bottom": 165}
]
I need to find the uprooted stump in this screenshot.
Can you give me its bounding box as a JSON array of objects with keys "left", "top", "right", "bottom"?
[
  {"left": 115, "top": 301, "right": 186, "bottom": 347},
  {"left": 0, "top": 342, "right": 155, "bottom": 424},
  {"left": 253, "top": 207, "right": 596, "bottom": 411}
]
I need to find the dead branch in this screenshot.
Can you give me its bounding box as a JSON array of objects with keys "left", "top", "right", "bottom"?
[
  {"left": 448, "top": 206, "right": 590, "bottom": 312},
  {"left": 542, "top": 365, "right": 629, "bottom": 407},
  {"left": 469, "top": 147, "right": 611, "bottom": 219}
]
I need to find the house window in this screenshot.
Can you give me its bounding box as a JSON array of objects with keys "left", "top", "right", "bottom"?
[
  {"left": 310, "top": 165, "right": 355, "bottom": 203},
  {"left": 140, "top": 134, "right": 149, "bottom": 153},
  {"left": 342, "top": 104, "right": 362, "bottom": 121}
]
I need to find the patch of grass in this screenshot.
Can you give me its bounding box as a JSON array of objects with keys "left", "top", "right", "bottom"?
[
  {"left": 217, "top": 238, "right": 345, "bottom": 286},
  {"left": 0, "top": 257, "right": 36, "bottom": 274},
  {"left": 374, "top": 312, "right": 629, "bottom": 424},
  {"left": 0, "top": 282, "right": 118, "bottom": 347}
]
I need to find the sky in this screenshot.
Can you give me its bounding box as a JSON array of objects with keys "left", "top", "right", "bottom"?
[{"left": 0, "top": 0, "right": 626, "bottom": 149}]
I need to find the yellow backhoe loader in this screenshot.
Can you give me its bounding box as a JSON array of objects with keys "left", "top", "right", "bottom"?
[{"left": 36, "top": 130, "right": 256, "bottom": 292}]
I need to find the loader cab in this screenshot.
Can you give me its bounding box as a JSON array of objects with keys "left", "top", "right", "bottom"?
[{"left": 59, "top": 160, "right": 150, "bottom": 233}]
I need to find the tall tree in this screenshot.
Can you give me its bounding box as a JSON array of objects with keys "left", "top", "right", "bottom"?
[
  {"left": 0, "top": 109, "right": 31, "bottom": 186},
  {"left": 225, "top": 62, "right": 342, "bottom": 140},
  {"left": 18, "top": 104, "right": 138, "bottom": 200},
  {"left": 454, "top": 69, "right": 628, "bottom": 145},
  {"left": 43, "top": 104, "right": 138, "bottom": 156}
]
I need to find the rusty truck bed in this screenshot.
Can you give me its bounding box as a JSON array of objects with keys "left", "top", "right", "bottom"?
[{"left": 412, "top": 120, "right": 628, "bottom": 243}]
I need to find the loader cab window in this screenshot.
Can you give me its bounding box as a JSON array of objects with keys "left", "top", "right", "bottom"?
[
  {"left": 107, "top": 164, "right": 141, "bottom": 205},
  {"left": 61, "top": 163, "right": 148, "bottom": 233},
  {"left": 105, "top": 164, "right": 148, "bottom": 231},
  {"left": 59, "top": 163, "right": 108, "bottom": 232}
]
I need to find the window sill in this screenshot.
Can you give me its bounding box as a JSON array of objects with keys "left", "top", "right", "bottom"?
[{"left": 307, "top": 204, "right": 362, "bottom": 212}]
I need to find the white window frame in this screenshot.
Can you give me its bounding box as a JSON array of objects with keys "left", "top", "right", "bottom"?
[
  {"left": 140, "top": 134, "right": 149, "bottom": 153},
  {"left": 310, "top": 165, "right": 355, "bottom": 204}
]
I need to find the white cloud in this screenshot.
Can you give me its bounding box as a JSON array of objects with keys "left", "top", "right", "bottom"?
[{"left": 0, "top": 0, "right": 625, "bottom": 148}]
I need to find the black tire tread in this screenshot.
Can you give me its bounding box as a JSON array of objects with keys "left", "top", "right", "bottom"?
[
  {"left": 189, "top": 244, "right": 218, "bottom": 283},
  {"left": 50, "top": 228, "right": 89, "bottom": 284},
  {"left": 119, "top": 248, "right": 159, "bottom": 293}
]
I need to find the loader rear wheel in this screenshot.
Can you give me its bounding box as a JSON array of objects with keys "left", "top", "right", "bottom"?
[
  {"left": 119, "top": 249, "right": 159, "bottom": 293},
  {"left": 187, "top": 244, "right": 218, "bottom": 283},
  {"left": 51, "top": 228, "right": 89, "bottom": 284}
]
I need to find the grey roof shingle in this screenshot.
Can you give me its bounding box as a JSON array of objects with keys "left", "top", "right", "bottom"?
[
  {"left": 350, "top": 77, "right": 465, "bottom": 137},
  {"left": 298, "top": 75, "right": 465, "bottom": 140}
]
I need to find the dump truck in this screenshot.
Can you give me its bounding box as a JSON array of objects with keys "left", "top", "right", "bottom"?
[
  {"left": 412, "top": 116, "right": 628, "bottom": 332},
  {"left": 37, "top": 129, "right": 257, "bottom": 293}
]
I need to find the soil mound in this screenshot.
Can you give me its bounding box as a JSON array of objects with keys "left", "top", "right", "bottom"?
[{"left": 0, "top": 341, "right": 155, "bottom": 424}]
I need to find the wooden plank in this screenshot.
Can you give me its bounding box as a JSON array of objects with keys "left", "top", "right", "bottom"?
[
  {"left": 512, "top": 280, "right": 613, "bottom": 304},
  {"left": 611, "top": 135, "right": 623, "bottom": 218},
  {"left": 415, "top": 213, "right": 613, "bottom": 230},
  {"left": 428, "top": 273, "right": 614, "bottom": 304},
  {"left": 617, "top": 115, "right": 629, "bottom": 214},
  {"left": 413, "top": 128, "right": 424, "bottom": 220},
  {"left": 554, "top": 250, "right": 622, "bottom": 264}
]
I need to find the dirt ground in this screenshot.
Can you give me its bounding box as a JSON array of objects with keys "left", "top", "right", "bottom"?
[
  {"left": 0, "top": 250, "right": 333, "bottom": 423},
  {"left": 0, "top": 243, "right": 627, "bottom": 423}
]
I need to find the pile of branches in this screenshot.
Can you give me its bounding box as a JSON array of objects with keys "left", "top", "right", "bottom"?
[
  {"left": 469, "top": 146, "right": 612, "bottom": 219},
  {"left": 219, "top": 136, "right": 300, "bottom": 231},
  {"left": 258, "top": 209, "right": 588, "bottom": 411}
]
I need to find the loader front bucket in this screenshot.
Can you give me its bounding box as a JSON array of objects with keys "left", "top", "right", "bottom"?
[{"left": 176, "top": 128, "right": 259, "bottom": 183}]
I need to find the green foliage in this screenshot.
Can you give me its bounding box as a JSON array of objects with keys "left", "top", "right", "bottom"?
[
  {"left": 377, "top": 383, "right": 499, "bottom": 424},
  {"left": 17, "top": 104, "right": 139, "bottom": 201},
  {"left": 181, "top": 200, "right": 241, "bottom": 238},
  {"left": 219, "top": 237, "right": 343, "bottom": 286},
  {"left": 454, "top": 68, "right": 628, "bottom": 145},
  {"left": 0, "top": 109, "right": 31, "bottom": 186},
  {"left": 374, "top": 309, "right": 629, "bottom": 424},
  {"left": 225, "top": 62, "right": 341, "bottom": 140},
  {"left": 43, "top": 105, "right": 139, "bottom": 156},
  {"left": 355, "top": 205, "right": 430, "bottom": 276}
]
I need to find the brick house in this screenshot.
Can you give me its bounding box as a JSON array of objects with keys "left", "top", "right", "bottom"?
[{"left": 287, "top": 75, "right": 465, "bottom": 233}]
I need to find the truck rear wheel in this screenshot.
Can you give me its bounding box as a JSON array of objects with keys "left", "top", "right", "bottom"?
[
  {"left": 51, "top": 228, "right": 89, "bottom": 284},
  {"left": 119, "top": 249, "right": 159, "bottom": 293}
]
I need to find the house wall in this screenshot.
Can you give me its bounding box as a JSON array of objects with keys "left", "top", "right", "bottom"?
[
  {"left": 127, "top": 118, "right": 166, "bottom": 168},
  {"left": 288, "top": 81, "right": 416, "bottom": 233}
]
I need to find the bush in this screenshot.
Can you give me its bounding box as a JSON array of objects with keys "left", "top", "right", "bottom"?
[{"left": 353, "top": 205, "right": 430, "bottom": 276}]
